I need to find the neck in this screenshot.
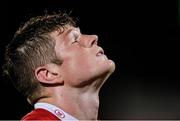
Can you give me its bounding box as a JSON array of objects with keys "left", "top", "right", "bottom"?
[
  {"left": 60, "top": 86, "right": 100, "bottom": 120},
  {"left": 38, "top": 79, "right": 104, "bottom": 120}
]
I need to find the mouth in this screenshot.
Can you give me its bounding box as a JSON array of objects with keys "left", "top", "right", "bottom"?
[{"left": 96, "top": 47, "right": 104, "bottom": 57}]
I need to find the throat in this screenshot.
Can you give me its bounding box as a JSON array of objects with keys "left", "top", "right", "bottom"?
[
  {"left": 61, "top": 86, "right": 100, "bottom": 120},
  {"left": 76, "top": 92, "right": 100, "bottom": 120}
]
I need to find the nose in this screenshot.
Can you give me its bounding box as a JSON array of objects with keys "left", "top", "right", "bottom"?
[{"left": 79, "top": 35, "right": 98, "bottom": 48}]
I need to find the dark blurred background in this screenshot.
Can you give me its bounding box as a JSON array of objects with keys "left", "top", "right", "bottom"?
[{"left": 0, "top": 0, "right": 179, "bottom": 119}]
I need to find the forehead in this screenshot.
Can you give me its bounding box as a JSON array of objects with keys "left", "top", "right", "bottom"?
[
  {"left": 49, "top": 26, "right": 80, "bottom": 39},
  {"left": 66, "top": 26, "right": 80, "bottom": 32}
]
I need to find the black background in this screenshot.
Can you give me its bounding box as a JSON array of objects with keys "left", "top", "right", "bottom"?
[{"left": 0, "top": 0, "right": 180, "bottom": 119}]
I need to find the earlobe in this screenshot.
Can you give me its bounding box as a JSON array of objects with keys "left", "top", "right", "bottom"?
[{"left": 35, "top": 64, "right": 63, "bottom": 85}]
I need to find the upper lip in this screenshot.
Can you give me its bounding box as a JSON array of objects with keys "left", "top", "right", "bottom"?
[{"left": 96, "top": 47, "right": 104, "bottom": 56}]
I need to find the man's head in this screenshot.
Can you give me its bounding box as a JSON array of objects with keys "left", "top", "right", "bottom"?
[{"left": 4, "top": 12, "right": 115, "bottom": 104}]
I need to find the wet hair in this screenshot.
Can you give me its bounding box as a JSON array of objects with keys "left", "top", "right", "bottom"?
[{"left": 3, "top": 12, "right": 76, "bottom": 104}]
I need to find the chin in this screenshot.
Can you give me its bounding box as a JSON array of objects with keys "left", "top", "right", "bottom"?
[
  {"left": 107, "top": 59, "right": 116, "bottom": 74},
  {"left": 97, "top": 62, "right": 115, "bottom": 88},
  {"left": 98, "top": 59, "right": 116, "bottom": 79}
]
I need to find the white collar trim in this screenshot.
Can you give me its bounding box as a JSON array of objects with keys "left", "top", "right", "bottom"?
[{"left": 34, "top": 102, "right": 78, "bottom": 121}]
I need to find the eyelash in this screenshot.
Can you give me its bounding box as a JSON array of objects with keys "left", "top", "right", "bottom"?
[{"left": 74, "top": 34, "right": 79, "bottom": 40}]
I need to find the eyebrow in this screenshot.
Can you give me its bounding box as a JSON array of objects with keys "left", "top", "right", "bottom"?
[{"left": 65, "top": 27, "right": 80, "bottom": 36}]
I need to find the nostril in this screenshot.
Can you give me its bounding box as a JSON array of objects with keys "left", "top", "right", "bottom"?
[
  {"left": 91, "top": 35, "right": 98, "bottom": 46},
  {"left": 91, "top": 39, "right": 98, "bottom": 46}
]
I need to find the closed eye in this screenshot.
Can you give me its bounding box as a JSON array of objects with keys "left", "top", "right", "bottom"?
[
  {"left": 72, "top": 33, "right": 80, "bottom": 44},
  {"left": 74, "top": 33, "right": 80, "bottom": 41},
  {"left": 72, "top": 40, "right": 78, "bottom": 44}
]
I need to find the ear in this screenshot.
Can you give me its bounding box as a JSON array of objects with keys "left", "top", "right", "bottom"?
[{"left": 35, "top": 63, "right": 64, "bottom": 85}]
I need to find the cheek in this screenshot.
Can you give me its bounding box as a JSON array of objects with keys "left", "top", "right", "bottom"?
[
  {"left": 69, "top": 54, "right": 93, "bottom": 73},
  {"left": 62, "top": 53, "right": 94, "bottom": 77}
]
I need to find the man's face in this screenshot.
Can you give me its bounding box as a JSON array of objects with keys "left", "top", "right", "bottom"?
[{"left": 51, "top": 26, "right": 115, "bottom": 87}]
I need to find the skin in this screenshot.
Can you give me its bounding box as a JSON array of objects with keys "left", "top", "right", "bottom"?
[{"left": 35, "top": 25, "right": 115, "bottom": 120}]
